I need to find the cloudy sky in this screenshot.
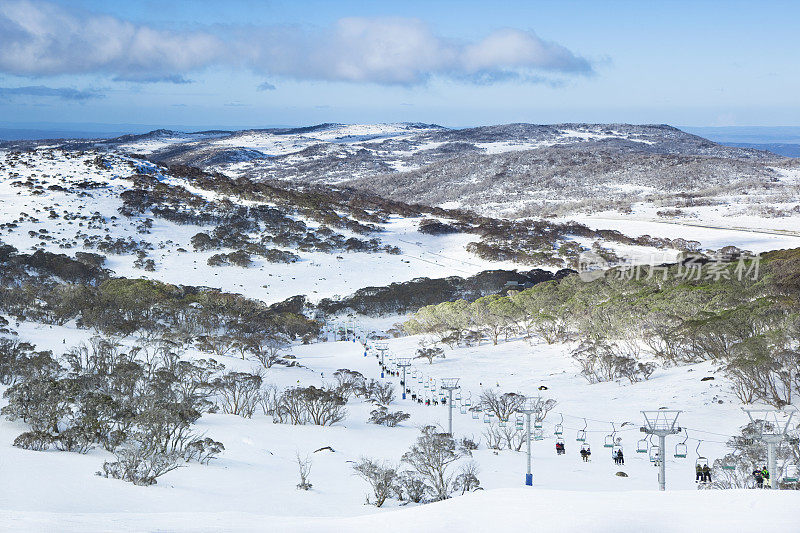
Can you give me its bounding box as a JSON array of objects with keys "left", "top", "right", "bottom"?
[{"left": 1, "top": 0, "right": 798, "bottom": 130}]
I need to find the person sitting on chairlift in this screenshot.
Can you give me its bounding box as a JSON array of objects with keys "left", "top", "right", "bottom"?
[
  {"left": 696, "top": 463, "right": 704, "bottom": 483},
  {"left": 753, "top": 469, "right": 764, "bottom": 488},
  {"left": 702, "top": 464, "right": 711, "bottom": 483}
]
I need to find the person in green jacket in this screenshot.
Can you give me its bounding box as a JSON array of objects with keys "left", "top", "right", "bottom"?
[{"left": 762, "top": 466, "right": 770, "bottom": 485}]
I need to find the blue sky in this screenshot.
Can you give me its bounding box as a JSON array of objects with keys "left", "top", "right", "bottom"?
[{"left": 1, "top": 0, "right": 799, "bottom": 130}]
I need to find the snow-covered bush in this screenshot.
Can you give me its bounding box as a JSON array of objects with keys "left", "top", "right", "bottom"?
[
  {"left": 333, "top": 368, "right": 365, "bottom": 400},
  {"left": 274, "top": 386, "right": 347, "bottom": 426},
  {"left": 368, "top": 406, "right": 410, "bottom": 427},
  {"left": 357, "top": 379, "right": 395, "bottom": 405},
  {"left": 13, "top": 430, "right": 53, "bottom": 451},
  {"left": 352, "top": 458, "right": 397, "bottom": 507},
  {"left": 452, "top": 461, "right": 481, "bottom": 494},
  {"left": 183, "top": 438, "right": 225, "bottom": 465},
  {"left": 213, "top": 371, "right": 262, "bottom": 418},
  {"left": 396, "top": 470, "right": 427, "bottom": 503},
  {"left": 99, "top": 445, "right": 183, "bottom": 486}
]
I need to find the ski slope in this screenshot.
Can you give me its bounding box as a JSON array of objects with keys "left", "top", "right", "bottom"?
[{"left": 1, "top": 321, "right": 798, "bottom": 531}]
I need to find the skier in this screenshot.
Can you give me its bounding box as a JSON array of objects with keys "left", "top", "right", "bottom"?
[
  {"left": 556, "top": 442, "right": 565, "bottom": 455},
  {"left": 761, "top": 466, "right": 770, "bottom": 487},
  {"left": 616, "top": 449, "right": 624, "bottom": 465},
  {"left": 580, "top": 447, "right": 591, "bottom": 462},
  {"left": 702, "top": 463, "right": 712, "bottom": 483},
  {"left": 753, "top": 469, "right": 764, "bottom": 488},
  {"left": 696, "top": 463, "right": 704, "bottom": 483}
]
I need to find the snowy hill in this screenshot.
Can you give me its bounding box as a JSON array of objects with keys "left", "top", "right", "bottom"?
[{"left": 1, "top": 129, "right": 800, "bottom": 532}]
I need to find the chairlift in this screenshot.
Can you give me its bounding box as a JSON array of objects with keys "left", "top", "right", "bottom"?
[
  {"left": 460, "top": 405, "right": 467, "bottom": 415},
  {"left": 604, "top": 423, "right": 616, "bottom": 448},
  {"left": 581, "top": 442, "right": 591, "bottom": 452},
  {"left": 465, "top": 395, "right": 472, "bottom": 408},
  {"left": 782, "top": 464, "right": 799, "bottom": 483},
  {"left": 636, "top": 438, "right": 648, "bottom": 453},
  {"left": 472, "top": 408, "right": 480, "bottom": 420},
  {"left": 695, "top": 441, "right": 709, "bottom": 468},
  {"left": 455, "top": 391, "right": 462, "bottom": 402},
  {"left": 649, "top": 444, "right": 661, "bottom": 463},
  {"left": 534, "top": 420, "right": 543, "bottom": 430},
  {"left": 576, "top": 418, "right": 587, "bottom": 442},
  {"left": 533, "top": 428, "right": 544, "bottom": 441},
  {"left": 673, "top": 428, "right": 689, "bottom": 458},
  {"left": 554, "top": 413, "right": 564, "bottom": 436},
  {"left": 483, "top": 413, "right": 491, "bottom": 424},
  {"left": 499, "top": 417, "right": 508, "bottom": 428}
]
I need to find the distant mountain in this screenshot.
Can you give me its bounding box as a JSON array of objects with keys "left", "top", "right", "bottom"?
[{"left": 3, "top": 121, "right": 796, "bottom": 220}]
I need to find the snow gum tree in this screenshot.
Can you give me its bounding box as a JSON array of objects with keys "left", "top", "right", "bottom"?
[{"left": 401, "top": 426, "right": 460, "bottom": 501}]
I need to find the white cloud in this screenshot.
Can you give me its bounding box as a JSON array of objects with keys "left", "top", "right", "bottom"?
[
  {"left": 0, "top": 0, "right": 223, "bottom": 81},
  {"left": 0, "top": 2, "right": 593, "bottom": 86}
]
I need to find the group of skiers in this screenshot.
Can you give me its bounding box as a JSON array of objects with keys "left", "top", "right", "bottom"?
[
  {"left": 613, "top": 449, "right": 625, "bottom": 465},
  {"left": 695, "top": 463, "right": 712, "bottom": 483},
  {"left": 555, "top": 441, "right": 566, "bottom": 455},
  {"left": 580, "top": 446, "right": 592, "bottom": 462},
  {"left": 753, "top": 466, "right": 770, "bottom": 488}
]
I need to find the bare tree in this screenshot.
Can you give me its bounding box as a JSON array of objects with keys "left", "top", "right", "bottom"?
[
  {"left": 453, "top": 460, "right": 481, "bottom": 494},
  {"left": 478, "top": 389, "right": 525, "bottom": 421},
  {"left": 353, "top": 458, "right": 397, "bottom": 507},
  {"left": 296, "top": 452, "right": 312, "bottom": 490},
  {"left": 401, "top": 426, "right": 460, "bottom": 501}
]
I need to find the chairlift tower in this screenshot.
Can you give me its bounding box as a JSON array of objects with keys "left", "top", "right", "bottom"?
[
  {"left": 517, "top": 397, "right": 543, "bottom": 486},
  {"left": 375, "top": 342, "right": 389, "bottom": 378},
  {"left": 744, "top": 408, "right": 797, "bottom": 490},
  {"left": 396, "top": 357, "right": 412, "bottom": 400},
  {"left": 440, "top": 378, "right": 461, "bottom": 435},
  {"left": 640, "top": 410, "right": 682, "bottom": 491}
]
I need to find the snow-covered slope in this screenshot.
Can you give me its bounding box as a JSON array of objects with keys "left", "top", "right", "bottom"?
[{"left": 1, "top": 323, "right": 797, "bottom": 532}]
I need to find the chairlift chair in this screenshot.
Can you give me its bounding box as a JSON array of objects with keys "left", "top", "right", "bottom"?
[
  {"left": 674, "top": 443, "right": 688, "bottom": 459},
  {"left": 636, "top": 439, "right": 648, "bottom": 453},
  {"left": 695, "top": 441, "right": 708, "bottom": 469},
  {"left": 554, "top": 414, "right": 564, "bottom": 435},
  {"left": 576, "top": 418, "right": 588, "bottom": 442},
  {"left": 649, "top": 445, "right": 661, "bottom": 463},
  {"left": 472, "top": 408, "right": 480, "bottom": 419},
  {"left": 533, "top": 428, "right": 544, "bottom": 441},
  {"left": 499, "top": 418, "right": 508, "bottom": 428},
  {"left": 460, "top": 405, "right": 467, "bottom": 415},
  {"left": 604, "top": 423, "right": 616, "bottom": 448},
  {"left": 534, "top": 421, "right": 543, "bottom": 430},
  {"left": 782, "top": 464, "right": 799, "bottom": 483},
  {"left": 581, "top": 443, "right": 591, "bottom": 453},
  {"left": 483, "top": 413, "right": 491, "bottom": 424},
  {"left": 720, "top": 463, "right": 736, "bottom": 471}
]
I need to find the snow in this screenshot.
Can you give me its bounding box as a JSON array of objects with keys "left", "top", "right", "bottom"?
[
  {"left": 0, "top": 488, "right": 795, "bottom": 532},
  {"left": 1, "top": 328, "right": 798, "bottom": 531},
  {"left": 2, "top": 138, "right": 800, "bottom": 532}
]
